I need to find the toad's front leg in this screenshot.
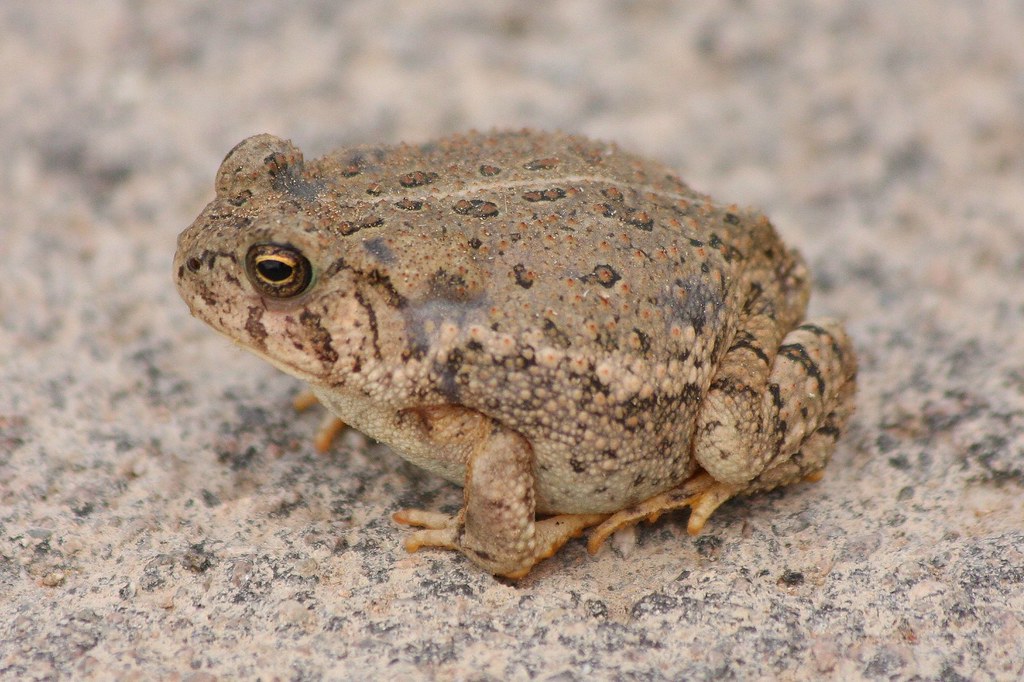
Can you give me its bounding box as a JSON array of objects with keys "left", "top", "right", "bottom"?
[{"left": 394, "top": 420, "right": 606, "bottom": 579}]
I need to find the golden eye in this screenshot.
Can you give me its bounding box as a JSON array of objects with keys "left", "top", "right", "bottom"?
[{"left": 245, "top": 243, "right": 313, "bottom": 298}]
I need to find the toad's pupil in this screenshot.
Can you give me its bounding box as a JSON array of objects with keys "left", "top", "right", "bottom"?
[{"left": 258, "top": 259, "right": 293, "bottom": 282}]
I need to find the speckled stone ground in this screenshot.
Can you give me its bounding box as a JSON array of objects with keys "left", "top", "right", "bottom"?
[{"left": 2, "top": 2, "right": 1023, "bottom": 680}]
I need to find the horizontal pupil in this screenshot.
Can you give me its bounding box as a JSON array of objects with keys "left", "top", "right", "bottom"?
[{"left": 257, "top": 259, "right": 294, "bottom": 282}]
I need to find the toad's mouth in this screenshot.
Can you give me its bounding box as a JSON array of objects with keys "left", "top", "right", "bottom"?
[{"left": 222, "top": 328, "right": 331, "bottom": 386}]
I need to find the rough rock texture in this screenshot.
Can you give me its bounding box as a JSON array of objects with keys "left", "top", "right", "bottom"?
[{"left": 2, "top": 1, "right": 1022, "bottom": 680}]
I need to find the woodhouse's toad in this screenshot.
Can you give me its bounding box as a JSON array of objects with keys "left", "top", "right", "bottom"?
[{"left": 174, "top": 131, "right": 857, "bottom": 578}]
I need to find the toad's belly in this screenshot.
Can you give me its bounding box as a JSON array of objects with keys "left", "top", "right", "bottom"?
[{"left": 530, "top": 440, "right": 701, "bottom": 515}]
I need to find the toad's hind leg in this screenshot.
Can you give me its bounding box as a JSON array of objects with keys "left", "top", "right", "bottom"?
[
  {"left": 692, "top": 319, "right": 856, "bottom": 522},
  {"left": 588, "top": 319, "right": 856, "bottom": 553},
  {"left": 393, "top": 417, "right": 607, "bottom": 579},
  {"left": 695, "top": 319, "right": 856, "bottom": 489}
]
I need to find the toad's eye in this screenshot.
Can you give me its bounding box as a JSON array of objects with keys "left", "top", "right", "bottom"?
[{"left": 245, "top": 243, "right": 313, "bottom": 298}]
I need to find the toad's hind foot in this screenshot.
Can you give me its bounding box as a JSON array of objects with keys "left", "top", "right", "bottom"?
[
  {"left": 587, "top": 465, "right": 830, "bottom": 554},
  {"left": 293, "top": 389, "right": 347, "bottom": 452},
  {"left": 586, "top": 473, "right": 739, "bottom": 554},
  {"left": 394, "top": 508, "right": 608, "bottom": 579}
]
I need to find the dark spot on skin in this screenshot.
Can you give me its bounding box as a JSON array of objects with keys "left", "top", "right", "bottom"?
[
  {"left": 398, "top": 171, "right": 438, "bottom": 188},
  {"left": 428, "top": 268, "right": 477, "bottom": 302},
  {"left": 466, "top": 340, "right": 483, "bottom": 352},
  {"left": 623, "top": 209, "right": 654, "bottom": 231},
  {"left": 468, "top": 237, "right": 483, "bottom": 249},
  {"left": 582, "top": 264, "right": 621, "bottom": 288},
  {"left": 324, "top": 257, "right": 349, "bottom": 277},
  {"left": 452, "top": 199, "right": 499, "bottom": 218},
  {"left": 594, "top": 328, "right": 619, "bottom": 352},
  {"left": 362, "top": 237, "right": 394, "bottom": 263},
  {"left": 689, "top": 238, "right": 704, "bottom": 247},
  {"left": 596, "top": 203, "right": 653, "bottom": 230},
  {"left": 340, "top": 153, "right": 367, "bottom": 177},
  {"left": 437, "top": 349, "right": 464, "bottom": 401},
  {"left": 365, "top": 183, "right": 384, "bottom": 196},
  {"left": 724, "top": 212, "right": 741, "bottom": 225},
  {"left": 632, "top": 328, "right": 651, "bottom": 353},
  {"left": 582, "top": 373, "right": 611, "bottom": 400},
  {"left": 263, "top": 152, "right": 292, "bottom": 175},
  {"left": 522, "top": 188, "right": 567, "bottom": 202},
  {"left": 721, "top": 243, "right": 742, "bottom": 263},
  {"left": 401, "top": 343, "right": 429, "bottom": 362},
  {"left": 816, "top": 424, "right": 841, "bottom": 438},
  {"left": 352, "top": 290, "right": 383, "bottom": 360},
  {"left": 523, "top": 157, "right": 559, "bottom": 171},
  {"left": 666, "top": 274, "right": 724, "bottom": 333},
  {"left": 619, "top": 395, "right": 659, "bottom": 432},
  {"left": 264, "top": 152, "right": 321, "bottom": 200},
  {"left": 512, "top": 264, "right": 534, "bottom": 289},
  {"left": 394, "top": 199, "right": 423, "bottom": 211},
  {"left": 680, "top": 382, "right": 702, "bottom": 404},
  {"left": 601, "top": 187, "right": 624, "bottom": 202},
  {"left": 742, "top": 282, "right": 765, "bottom": 314},
  {"left": 728, "top": 333, "right": 770, "bottom": 366},
  {"left": 299, "top": 310, "right": 339, "bottom": 366},
  {"left": 364, "top": 269, "right": 407, "bottom": 308},
  {"left": 709, "top": 377, "right": 759, "bottom": 401},
  {"left": 497, "top": 352, "right": 538, "bottom": 375},
  {"left": 542, "top": 319, "right": 572, "bottom": 350},
  {"left": 775, "top": 416, "right": 788, "bottom": 439},
  {"left": 228, "top": 189, "right": 252, "bottom": 206},
  {"left": 198, "top": 249, "right": 238, "bottom": 269},
  {"left": 799, "top": 323, "right": 848, "bottom": 367},
  {"left": 778, "top": 343, "right": 826, "bottom": 397},
  {"left": 479, "top": 164, "right": 501, "bottom": 176},
  {"left": 339, "top": 216, "right": 384, "bottom": 236},
  {"left": 569, "top": 457, "right": 587, "bottom": 473},
  {"left": 245, "top": 306, "right": 267, "bottom": 348}
]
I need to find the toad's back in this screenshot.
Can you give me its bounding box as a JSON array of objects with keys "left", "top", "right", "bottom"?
[{"left": 301, "top": 130, "right": 786, "bottom": 365}]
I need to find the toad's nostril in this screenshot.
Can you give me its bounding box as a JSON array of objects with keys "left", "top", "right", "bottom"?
[{"left": 186, "top": 257, "right": 202, "bottom": 272}]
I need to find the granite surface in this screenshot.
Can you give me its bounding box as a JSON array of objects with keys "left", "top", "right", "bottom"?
[{"left": 2, "top": 1, "right": 1022, "bottom": 680}]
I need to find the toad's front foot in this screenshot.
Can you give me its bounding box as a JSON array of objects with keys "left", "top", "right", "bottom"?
[
  {"left": 394, "top": 508, "right": 608, "bottom": 579},
  {"left": 293, "top": 389, "right": 346, "bottom": 453}
]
